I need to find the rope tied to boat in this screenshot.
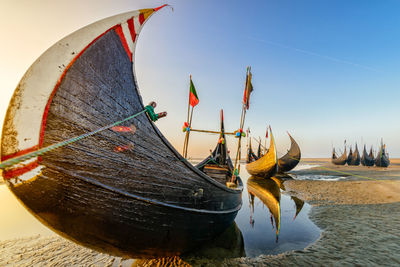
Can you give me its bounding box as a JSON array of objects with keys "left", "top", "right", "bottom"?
[{"left": 0, "top": 103, "right": 166, "bottom": 170}]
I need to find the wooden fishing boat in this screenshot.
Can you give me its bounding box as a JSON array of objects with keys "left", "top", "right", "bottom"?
[
  {"left": 346, "top": 147, "right": 353, "bottom": 165},
  {"left": 246, "top": 139, "right": 258, "bottom": 163},
  {"left": 246, "top": 127, "right": 277, "bottom": 178},
  {"left": 196, "top": 110, "right": 242, "bottom": 187},
  {"left": 375, "top": 141, "right": 390, "bottom": 167},
  {"left": 347, "top": 144, "right": 360, "bottom": 166},
  {"left": 361, "top": 145, "right": 374, "bottom": 166},
  {"left": 0, "top": 6, "right": 243, "bottom": 258},
  {"left": 247, "top": 176, "right": 281, "bottom": 240},
  {"left": 332, "top": 145, "right": 347, "bottom": 165},
  {"left": 257, "top": 142, "right": 262, "bottom": 159},
  {"left": 277, "top": 132, "right": 301, "bottom": 173}
]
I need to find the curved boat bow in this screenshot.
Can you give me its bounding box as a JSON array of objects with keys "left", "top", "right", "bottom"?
[
  {"left": 332, "top": 145, "right": 347, "bottom": 165},
  {"left": 246, "top": 127, "right": 277, "bottom": 178},
  {"left": 277, "top": 132, "right": 301, "bottom": 173},
  {"left": 1, "top": 7, "right": 242, "bottom": 258}
]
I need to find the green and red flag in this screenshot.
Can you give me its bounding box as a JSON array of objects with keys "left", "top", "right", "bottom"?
[
  {"left": 189, "top": 77, "right": 199, "bottom": 107},
  {"left": 243, "top": 67, "right": 253, "bottom": 110}
]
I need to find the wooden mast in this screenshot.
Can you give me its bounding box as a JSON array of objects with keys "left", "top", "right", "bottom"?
[
  {"left": 182, "top": 75, "right": 192, "bottom": 158},
  {"left": 233, "top": 66, "right": 252, "bottom": 180}
]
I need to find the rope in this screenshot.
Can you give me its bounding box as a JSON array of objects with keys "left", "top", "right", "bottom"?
[
  {"left": 0, "top": 108, "right": 150, "bottom": 170},
  {"left": 195, "top": 156, "right": 226, "bottom": 170}
]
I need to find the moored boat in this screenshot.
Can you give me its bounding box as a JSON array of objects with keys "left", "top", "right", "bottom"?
[
  {"left": 332, "top": 144, "right": 347, "bottom": 165},
  {"left": 346, "top": 147, "right": 353, "bottom": 165},
  {"left": 277, "top": 132, "right": 301, "bottom": 173},
  {"left": 361, "top": 144, "right": 374, "bottom": 166},
  {"left": 348, "top": 144, "right": 361, "bottom": 166},
  {"left": 246, "top": 139, "right": 258, "bottom": 163},
  {"left": 375, "top": 140, "right": 390, "bottom": 167},
  {"left": 0, "top": 7, "right": 243, "bottom": 258},
  {"left": 246, "top": 127, "right": 278, "bottom": 178}
]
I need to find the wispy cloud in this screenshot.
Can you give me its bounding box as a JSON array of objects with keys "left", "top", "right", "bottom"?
[{"left": 248, "top": 36, "right": 382, "bottom": 73}]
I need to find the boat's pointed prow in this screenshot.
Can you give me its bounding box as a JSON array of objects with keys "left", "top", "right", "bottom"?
[
  {"left": 277, "top": 131, "right": 301, "bottom": 173},
  {"left": 246, "top": 127, "right": 278, "bottom": 178},
  {"left": 1, "top": 7, "right": 242, "bottom": 258}
]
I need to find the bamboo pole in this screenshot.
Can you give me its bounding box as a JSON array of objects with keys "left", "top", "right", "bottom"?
[
  {"left": 183, "top": 106, "right": 194, "bottom": 158},
  {"left": 233, "top": 67, "right": 250, "bottom": 179},
  {"left": 182, "top": 75, "right": 192, "bottom": 157},
  {"left": 190, "top": 129, "right": 236, "bottom": 135}
]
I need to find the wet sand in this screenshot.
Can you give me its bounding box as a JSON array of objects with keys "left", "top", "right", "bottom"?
[
  {"left": 1, "top": 159, "right": 400, "bottom": 266},
  {"left": 285, "top": 158, "right": 400, "bottom": 205}
]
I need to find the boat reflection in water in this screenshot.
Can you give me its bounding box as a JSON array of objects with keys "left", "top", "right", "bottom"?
[
  {"left": 242, "top": 176, "right": 317, "bottom": 257},
  {"left": 248, "top": 176, "right": 283, "bottom": 242}
]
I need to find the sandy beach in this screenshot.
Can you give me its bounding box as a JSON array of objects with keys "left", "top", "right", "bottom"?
[
  {"left": 1, "top": 158, "right": 399, "bottom": 266},
  {"left": 285, "top": 158, "right": 400, "bottom": 205}
]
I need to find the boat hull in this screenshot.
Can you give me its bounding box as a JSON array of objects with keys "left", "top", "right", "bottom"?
[
  {"left": 246, "top": 131, "right": 277, "bottom": 178},
  {"left": 277, "top": 133, "right": 301, "bottom": 173},
  {"left": 375, "top": 155, "right": 390, "bottom": 167},
  {"left": 1, "top": 9, "right": 243, "bottom": 258},
  {"left": 10, "top": 175, "right": 239, "bottom": 258}
]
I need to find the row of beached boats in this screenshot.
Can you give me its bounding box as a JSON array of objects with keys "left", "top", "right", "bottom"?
[{"left": 332, "top": 141, "right": 390, "bottom": 167}]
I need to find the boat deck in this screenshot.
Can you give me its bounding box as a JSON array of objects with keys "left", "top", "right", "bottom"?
[{"left": 203, "top": 164, "right": 230, "bottom": 185}]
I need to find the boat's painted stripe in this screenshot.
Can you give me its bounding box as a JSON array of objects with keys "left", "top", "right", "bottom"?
[
  {"left": 3, "top": 160, "right": 39, "bottom": 179},
  {"left": 38, "top": 27, "right": 117, "bottom": 151},
  {"left": 121, "top": 22, "right": 134, "bottom": 55},
  {"left": 114, "top": 25, "right": 132, "bottom": 62},
  {"left": 1, "top": 145, "right": 39, "bottom": 161},
  {"left": 154, "top": 4, "right": 168, "bottom": 12},
  {"left": 139, "top": 13, "right": 145, "bottom": 25},
  {"left": 4, "top": 24, "right": 132, "bottom": 165},
  {"left": 127, "top": 18, "right": 136, "bottom": 43}
]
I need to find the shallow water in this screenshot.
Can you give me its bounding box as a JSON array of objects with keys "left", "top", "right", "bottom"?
[
  {"left": 293, "top": 174, "right": 347, "bottom": 181},
  {"left": 233, "top": 171, "right": 321, "bottom": 258}
]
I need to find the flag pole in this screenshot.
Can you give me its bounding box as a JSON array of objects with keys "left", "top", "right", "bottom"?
[
  {"left": 233, "top": 66, "right": 251, "bottom": 180},
  {"left": 264, "top": 125, "right": 268, "bottom": 154},
  {"left": 184, "top": 106, "right": 194, "bottom": 158},
  {"left": 182, "top": 75, "right": 192, "bottom": 157}
]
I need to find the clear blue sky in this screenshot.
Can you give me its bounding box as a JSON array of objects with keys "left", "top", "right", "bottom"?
[{"left": 1, "top": 0, "right": 399, "bottom": 157}]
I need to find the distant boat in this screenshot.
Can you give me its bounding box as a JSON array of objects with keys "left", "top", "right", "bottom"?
[
  {"left": 277, "top": 133, "right": 301, "bottom": 173},
  {"left": 257, "top": 142, "right": 262, "bottom": 159},
  {"left": 361, "top": 145, "right": 374, "bottom": 166},
  {"left": 332, "top": 143, "right": 347, "bottom": 165},
  {"left": 375, "top": 140, "right": 390, "bottom": 167},
  {"left": 1, "top": 7, "right": 243, "bottom": 258},
  {"left": 348, "top": 144, "right": 361, "bottom": 166},
  {"left": 346, "top": 147, "right": 353, "bottom": 165},
  {"left": 246, "top": 127, "right": 278, "bottom": 178},
  {"left": 246, "top": 138, "right": 259, "bottom": 163}
]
